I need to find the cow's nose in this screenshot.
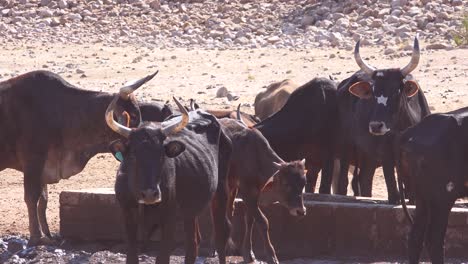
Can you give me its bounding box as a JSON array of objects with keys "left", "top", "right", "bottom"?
[
  {"left": 289, "top": 206, "right": 306, "bottom": 217},
  {"left": 138, "top": 188, "right": 161, "bottom": 204},
  {"left": 369, "top": 121, "right": 388, "bottom": 135}
]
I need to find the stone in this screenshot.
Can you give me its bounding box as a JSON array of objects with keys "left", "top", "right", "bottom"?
[
  {"left": 391, "top": 0, "right": 407, "bottom": 9},
  {"left": 40, "top": 0, "right": 51, "bottom": 6},
  {"left": 267, "top": 36, "right": 280, "bottom": 43},
  {"left": 384, "top": 48, "right": 396, "bottom": 55},
  {"left": 7, "top": 239, "right": 26, "bottom": 253},
  {"left": 371, "top": 19, "right": 383, "bottom": 28},
  {"left": 426, "top": 43, "right": 451, "bottom": 50},
  {"left": 149, "top": 0, "right": 160, "bottom": 10},
  {"left": 300, "top": 15, "right": 315, "bottom": 27},
  {"left": 58, "top": 0, "right": 68, "bottom": 9},
  {"left": 38, "top": 9, "right": 53, "bottom": 18}
]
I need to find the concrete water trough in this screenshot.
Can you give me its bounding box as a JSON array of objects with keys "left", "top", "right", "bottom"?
[{"left": 59, "top": 188, "right": 468, "bottom": 259}]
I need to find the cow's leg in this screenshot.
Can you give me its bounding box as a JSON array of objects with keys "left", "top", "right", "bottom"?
[
  {"left": 37, "top": 184, "right": 52, "bottom": 239},
  {"left": 211, "top": 184, "right": 231, "bottom": 264},
  {"left": 122, "top": 206, "right": 138, "bottom": 264},
  {"left": 408, "top": 199, "right": 428, "bottom": 264},
  {"left": 425, "top": 200, "right": 454, "bottom": 264},
  {"left": 183, "top": 216, "right": 199, "bottom": 264},
  {"left": 351, "top": 165, "right": 360, "bottom": 196},
  {"left": 318, "top": 154, "right": 334, "bottom": 194},
  {"left": 305, "top": 165, "right": 320, "bottom": 193},
  {"left": 358, "top": 159, "right": 376, "bottom": 197},
  {"left": 24, "top": 161, "right": 46, "bottom": 246},
  {"left": 157, "top": 210, "right": 176, "bottom": 264},
  {"left": 241, "top": 207, "right": 255, "bottom": 262},
  {"left": 244, "top": 192, "right": 278, "bottom": 264},
  {"left": 337, "top": 156, "right": 349, "bottom": 195},
  {"left": 382, "top": 153, "right": 399, "bottom": 204}
]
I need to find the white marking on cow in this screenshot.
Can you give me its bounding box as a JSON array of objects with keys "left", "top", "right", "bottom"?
[
  {"left": 376, "top": 72, "right": 384, "bottom": 77},
  {"left": 446, "top": 182, "right": 454, "bottom": 192},
  {"left": 376, "top": 95, "right": 388, "bottom": 106}
]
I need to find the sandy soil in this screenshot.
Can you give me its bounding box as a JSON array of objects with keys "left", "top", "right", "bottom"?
[{"left": 0, "top": 43, "right": 466, "bottom": 238}]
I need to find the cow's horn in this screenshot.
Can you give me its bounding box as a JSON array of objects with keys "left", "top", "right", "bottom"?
[
  {"left": 119, "top": 71, "right": 159, "bottom": 100},
  {"left": 190, "top": 99, "right": 196, "bottom": 111},
  {"left": 354, "top": 39, "right": 375, "bottom": 75},
  {"left": 400, "top": 36, "right": 420, "bottom": 76},
  {"left": 105, "top": 95, "right": 132, "bottom": 138},
  {"left": 236, "top": 104, "right": 247, "bottom": 127},
  {"left": 161, "top": 97, "right": 189, "bottom": 136}
]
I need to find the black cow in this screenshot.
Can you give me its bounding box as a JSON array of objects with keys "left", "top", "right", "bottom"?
[
  {"left": 0, "top": 70, "right": 163, "bottom": 245},
  {"left": 106, "top": 95, "right": 232, "bottom": 264},
  {"left": 253, "top": 77, "right": 338, "bottom": 194},
  {"left": 335, "top": 37, "right": 430, "bottom": 204},
  {"left": 396, "top": 107, "right": 468, "bottom": 264}
]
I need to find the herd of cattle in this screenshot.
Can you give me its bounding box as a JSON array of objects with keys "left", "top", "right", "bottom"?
[{"left": 0, "top": 36, "right": 465, "bottom": 264}]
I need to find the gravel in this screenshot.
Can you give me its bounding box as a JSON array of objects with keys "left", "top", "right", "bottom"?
[{"left": 0, "top": 0, "right": 466, "bottom": 50}]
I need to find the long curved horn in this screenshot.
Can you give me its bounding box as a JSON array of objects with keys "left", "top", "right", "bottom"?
[
  {"left": 119, "top": 71, "right": 159, "bottom": 100},
  {"left": 161, "top": 97, "right": 189, "bottom": 136},
  {"left": 400, "top": 36, "right": 420, "bottom": 76},
  {"left": 105, "top": 95, "right": 132, "bottom": 138},
  {"left": 236, "top": 104, "right": 247, "bottom": 127},
  {"left": 189, "top": 99, "right": 196, "bottom": 111},
  {"left": 354, "top": 39, "right": 375, "bottom": 75}
]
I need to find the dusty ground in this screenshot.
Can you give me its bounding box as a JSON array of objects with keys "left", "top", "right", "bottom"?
[{"left": 0, "top": 43, "right": 466, "bottom": 260}]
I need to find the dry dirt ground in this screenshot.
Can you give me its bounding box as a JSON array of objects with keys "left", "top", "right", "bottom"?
[{"left": 0, "top": 42, "right": 466, "bottom": 251}]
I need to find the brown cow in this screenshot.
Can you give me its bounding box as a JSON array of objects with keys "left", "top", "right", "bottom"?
[
  {"left": 0, "top": 70, "right": 161, "bottom": 245},
  {"left": 254, "top": 79, "right": 299, "bottom": 120},
  {"left": 220, "top": 113, "right": 306, "bottom": 264}
]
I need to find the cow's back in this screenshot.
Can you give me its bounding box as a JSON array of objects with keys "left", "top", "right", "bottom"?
[
  {"left": 254, "top": 79, "right": 299, "bottom": 120},
  {"left": 164, "top": 111, "right": 226, "bottom": 215}
]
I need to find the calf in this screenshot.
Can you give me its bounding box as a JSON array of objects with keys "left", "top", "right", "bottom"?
[
  {"left": 254, "top": 79, "right": 299, "bottom": 120},
  {"left": 220, "top": 113, "right": 306, "bottom": 264},
  {"left": 396, "top": 107, "right": 468, "bottom": 264},
  {"left": 106, "top": 94, "right": 232, "bottom": 264}
]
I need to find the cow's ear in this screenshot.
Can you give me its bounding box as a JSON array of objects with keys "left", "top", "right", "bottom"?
[
  {"left": 109, "top": 140, "right": 127, "bottom": 162},
  {"left": 349, "top": 81, "right": 373, "bottom": 99},
  {"left": 404, "top": 80, "right": 420, "bottom": 98},
  {"left": 164, "top": 140, "right": 186, "bottom": 158}
]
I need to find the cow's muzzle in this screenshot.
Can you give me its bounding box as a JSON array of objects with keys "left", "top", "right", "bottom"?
[
  {"left": 369, "top": 121, "right": 390, "bottom": 136},
  {"left": 138, "top": 188, "right": 162, "bottom": 205},
  {"left": 289, "top": 206, "right": 306, "bottom": 217}
]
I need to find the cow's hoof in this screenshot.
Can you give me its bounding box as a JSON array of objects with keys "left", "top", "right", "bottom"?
[
  {"left": 388, "top": 195, "right": 400, "bottom": 205},
  {"left": 266, "top": 256, "right": 279, "bottom": 264},
  {"left": 27, "top": 236, "right": 58, "bottom": 247},
  {"left": 242, "top": 249, "right": 255, "bottom": 263}
]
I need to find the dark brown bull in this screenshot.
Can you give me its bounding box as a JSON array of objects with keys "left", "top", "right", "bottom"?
[
  {"left": 0, "top": 70, "right": 161, "bottom": 245},
  {"left": 336, "top": 37, "right": 430, "bottom": 204},
  {"left": 396, "top": 108, "right": 468, "bottom": 264},
  {"left": 107, "top": 95, "right": 233, "bottom": 264},
  {"left": 220, "top": 113, "right": 306, "bottom": 264}
]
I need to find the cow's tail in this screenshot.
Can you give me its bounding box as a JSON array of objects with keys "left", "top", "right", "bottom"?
[{"left": 394, "top": 132, "right": 414, "bottom": 225}]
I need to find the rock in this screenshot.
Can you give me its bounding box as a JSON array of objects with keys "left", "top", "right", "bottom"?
[
  {"left": 384, "top": 48, "right": 396, "bottom": 55},
  {"left": 329, "top": 32, "right": 343, "bottom": 46},
  {"left": 335, "top": 18, "right": 349, "bottom": 28},
  {"left": 40, "top": 0, "right": 51, "bottom": 6},
  {"left": 63, "top": 13, "right": 82, "bottom": 22},
  {"left": 386, "top": 15, "right": 400, "bottom": 24},
  {"left": 7, "top": 239, "right": 26, "bottom": 253},
  {"left": 149, "top": 0, "right": 160, "bottom": 10},
  {"left": 216, "top": 87, "right": 229, "bottom": 98},
  {"left": 391, "top": 0, "right": 407, "bottom": 9},
  {"left": 0, "top": 9, "right": 10, "bottom": 16},
  {"left": 300, "top": 15, "right": 315, "bottom": 27},
  {"left": 38, "top": 9, "right": 53, "bottom": 18},
  {"left": 371, "top": 19, "right": 383, "bottom": 28},
  {"left": 76, "top": 69, "right": 85, "bottom": 74},
  {"left": 58, "top": 0, "right": 68, "bottom": 9},
  {"left": 426, "top": 43, "right": 451, "bottom": 50},
  {"left": 267, "top": 36, "right": 280, "bottom": 43}
]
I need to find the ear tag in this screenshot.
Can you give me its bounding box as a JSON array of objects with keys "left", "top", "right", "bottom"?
[{"left": 115, "top": 152, "right": 124, "bottom": 162}]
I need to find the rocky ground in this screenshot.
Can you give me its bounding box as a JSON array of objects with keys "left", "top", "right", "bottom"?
[
  {"left": 0, "top": 0, "right": 466, "bottom": 50},
  {"left": 0, "top": 0, "right": 467, "bottom": 263}
]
